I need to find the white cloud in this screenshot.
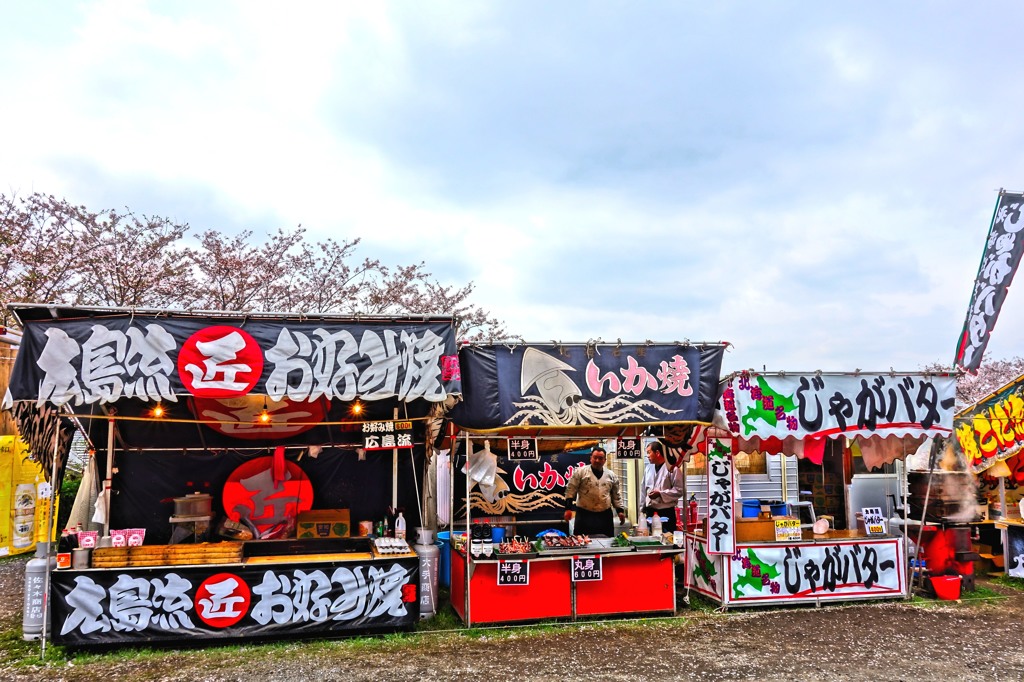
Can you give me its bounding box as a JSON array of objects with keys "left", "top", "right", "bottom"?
[{"left": 3, "top": 2, "right": 1024, "bottom": 374}]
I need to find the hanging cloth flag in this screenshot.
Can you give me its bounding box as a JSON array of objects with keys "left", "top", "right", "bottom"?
[
  {"left": 272, "top": 445, "right": 286, "bottom": 488},
  {"left": 955, "top": 190, "right": 1024, "bottom": 372}
]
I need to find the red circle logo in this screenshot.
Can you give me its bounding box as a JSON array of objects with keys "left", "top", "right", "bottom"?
[
  {"left": 195, "top": 572, "right": 251, "bottom": 628},
  {"left": 190, "top": 396, "right": 326, "bottom": 440},
  {"left": 222, "top": 456, "right": 314, "bottom": 536},
  {"left": 177, "top": 326, "right": 264, "bottom": 397}
]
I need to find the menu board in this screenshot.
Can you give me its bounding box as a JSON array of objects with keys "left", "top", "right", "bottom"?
[
  {"left": 497, "top": 559, "right": 530, "bottom": 585},
  {"left": 615, "top": 437, "right": 643, "bottom": 459},
  {"left": 571, "top": 556, "right": 603, "bottom": 582}
]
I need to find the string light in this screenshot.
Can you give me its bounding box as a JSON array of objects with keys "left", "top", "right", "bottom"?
[
  {"left": 151, "top": 403, "right": 165, "bottom": 418},
  {"left": 258, "top": 396, "right": 271, "bottom": 424},
  {"left": 350, "top": 400, "right": 363, "bottom": 416}
]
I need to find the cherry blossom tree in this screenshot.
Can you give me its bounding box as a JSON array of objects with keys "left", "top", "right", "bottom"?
[
  {"left": 0, "top": 192, "right": 506, "bottom": 340},
  {"left": 923, "top": 354, "right": 1024, "bottom": 408}
]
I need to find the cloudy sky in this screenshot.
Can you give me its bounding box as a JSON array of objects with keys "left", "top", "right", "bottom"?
[{"left": 3, "top": 2, "right": 1023, "bottom": 376}]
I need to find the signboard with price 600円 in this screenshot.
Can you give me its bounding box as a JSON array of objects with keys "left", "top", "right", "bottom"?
[{"left": 571, "top": 555, "right": 603, "bottom": 582}]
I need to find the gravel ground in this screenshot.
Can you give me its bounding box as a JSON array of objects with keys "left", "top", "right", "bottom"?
[{"left": 1, "top": 555, "right": 1022, "bottom": 682}]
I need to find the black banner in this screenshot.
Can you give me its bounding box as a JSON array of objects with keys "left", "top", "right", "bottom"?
[
  {"left": 455, "top": 448, "right": 590, "bottom": 522},
  {"left": 956, "top": 191, "right": 1024, "bottom": 372},
  {"left": 450, "top": 342, "right": 726, "bottom": 430},
  {"left": 50, "top": 557, "right": 419, "bottom": 645},
  {"left": 7, "top": 314, "right": 460, "bottom": 407}
]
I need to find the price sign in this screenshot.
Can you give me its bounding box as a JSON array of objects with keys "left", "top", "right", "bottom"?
[
  {"left": 616, "top": 437, "right": 643, "bottom": 459},
  {"left": 571, "top": 555, "right": 603, "bottom": 582},
  {"left": 362, "top": 421, "right": 414, "bottom": 451},
  {"left": 507, "top": 438, "right": 538, "bottom": 461},
  {"left": 497, "top": 559, "right": 530, "bottom": 586},
  {"left": 861, "top": 506, "right": 886, "bottom": 535},
  {"left": 774, "top": 518, "right": 801, "bottom": 542}
]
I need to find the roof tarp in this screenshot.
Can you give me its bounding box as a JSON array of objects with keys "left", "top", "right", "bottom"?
[
  {"left": 4, "top": 306, "right": 461, "bottom": 408},
  {"left": 449, "top": 341, "right": 727, "bottom": 432}
]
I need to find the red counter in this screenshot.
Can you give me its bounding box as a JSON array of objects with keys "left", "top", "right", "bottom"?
[{"left": 450, "top": 547, "right": 677, "bottom": 625}]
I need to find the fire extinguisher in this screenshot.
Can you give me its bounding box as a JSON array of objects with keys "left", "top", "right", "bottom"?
[{"left": 687, "top": 494, "right": 699, "bottom": 531}]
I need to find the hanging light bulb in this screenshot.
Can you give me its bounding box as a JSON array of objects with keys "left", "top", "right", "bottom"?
[
  {"left": 151, "top": 403, "right": 165, "bottom": 418},
  {"left": 258, "top": 396, "right": 271, "bottom": 424},
  {"left": 350, "top": 400, "right": 363, "bottom": 416}
]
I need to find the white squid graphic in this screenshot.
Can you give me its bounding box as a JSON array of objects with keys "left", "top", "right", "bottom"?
[{"left": 509, "top": 348, "right": 679, "bottom": 426}]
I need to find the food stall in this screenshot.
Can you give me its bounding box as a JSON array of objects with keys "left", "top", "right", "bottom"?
[
  {"left": 3, "top": 304, "right": 461, "bottom": 645},
  {"left": 952, "top": 370, "right": 1024, "bottom": 577},
  {"left": 445, "top": 340, "right": 728, "bottom": 625},
  {"left": 685, "top": 370, "right": 957, "bottom": 608}
]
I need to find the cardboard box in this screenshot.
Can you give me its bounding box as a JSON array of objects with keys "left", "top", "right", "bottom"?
[
  {"left": 297, "top": 509, "right": 350, "bottom": 539},
  {"left": 735, "top": 518, "right": 778, "bottom": 542}
]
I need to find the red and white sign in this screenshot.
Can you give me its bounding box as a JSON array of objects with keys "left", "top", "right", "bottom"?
[
  {"left": 177, "top": 326, "right": 264, "bottom": 398},
  {"left": 195, "top": 572, "right": 251, "bottom": 628},
  {"left": 222, "top": 457, "right": 314, "bottom": 536},
  {"left": 191, "top": 395, "right": 326, "bottom": 440}
]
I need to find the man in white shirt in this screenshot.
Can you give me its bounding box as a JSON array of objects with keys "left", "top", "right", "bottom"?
[{"left": 642, "top": 441, "right": 683, "bottom": 532}]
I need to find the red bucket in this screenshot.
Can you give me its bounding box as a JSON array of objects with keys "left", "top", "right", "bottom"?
[{"left": 930, "top": 575, "right": 961, "bottom": 601}]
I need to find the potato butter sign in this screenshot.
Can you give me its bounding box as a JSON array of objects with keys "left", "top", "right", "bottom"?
[
  {"left": 728, "top": 539, "right": 904, "bottom": 603},
  {"left": 6, "top": 315, "right": 460, "bottom": 407},
  {"left": 722, "top": 371, "right": 956, "bottom": 440},
  {"left": 49, "top": 558, "right": 419, "bottom": 645}
]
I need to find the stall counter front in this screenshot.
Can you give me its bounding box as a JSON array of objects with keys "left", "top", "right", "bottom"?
[
  {"left": 450, "top": 544, "right": 679, "bottom": 626},
  {"left": 50, "top": 538, "right": 421, "bottom": 646},
  {"left": 685, "top": 531, "right": 907, "bottom": 608},
  {"left": 994, "top": 519, "right": 1024, "bottom": 578}
]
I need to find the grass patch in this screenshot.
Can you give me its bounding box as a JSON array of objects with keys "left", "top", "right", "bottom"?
[{"left": 991, "top": 574, "right": 1024, "bottom": 592}]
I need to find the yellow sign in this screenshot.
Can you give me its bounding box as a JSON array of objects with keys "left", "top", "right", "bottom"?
[
  {"left": 0, "top": 435, "right": 49, "bottom": 556},
  {"left": 774, "top": 518, "right": 802, "bottom": 542}
]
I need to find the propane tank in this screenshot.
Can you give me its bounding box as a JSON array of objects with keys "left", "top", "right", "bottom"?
[
  {"left": 23, "top": 542, "right": 54, "bottom": 640},
  {"left": 415, "top": 528, "right": 440, "bottom": 620},
  {"left": 687, "top": 494, "right": 699, "bottom": 532}
]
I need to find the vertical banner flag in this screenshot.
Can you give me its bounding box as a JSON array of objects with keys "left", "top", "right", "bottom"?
[{"left": 956, "top": 191, "right": 1024, "bottom": 372}]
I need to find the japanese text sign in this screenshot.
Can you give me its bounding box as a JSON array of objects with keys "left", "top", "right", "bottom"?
[
  {"left": 705, "top": 435, "right": 736, "bottom": 555},
  {"left": 448, "top": 342, "right": 727, "bottom": 430},
  {"left": 615, "top": 437, "right": 643, "bottom": 459},
  {"left": 49, "top": 558, "right": 420, "bottom": 646},
  {"left": 362, "top": 421, "right": 414, "bottom": 451},
  {"left": 6, "top": 315, "right": 461, "bottom": 407},
  {"left": 774, "top": 519, "right": 802, "bottom": 542},
  {"left": 956, "top": 192, "right": 1024, "bottom": 372},
  {"left": 722, "top": 372, "right": 955, "bottom": 440},
  {"left": 506, "top": 438, "right": 538, "bottom": 461},
  {"left": 497, "top": 560, "right": 530, "bottom": 586},
  {"left": 861, "top": 507, "right": 886, "bottom": 535},
  {"left": 952, "top": 371, "right": 1024, "bottom": 473},
  {"left": 729, "top": 539, "right": 904, "bottom": 602},
  {"left": 571, "top": 555, "right": 603, "bottom": 582}
]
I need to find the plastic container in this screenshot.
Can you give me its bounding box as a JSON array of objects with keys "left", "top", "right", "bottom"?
[
  {"left": 437, "top": 531, "right": 466, "bottom": 587},
  {"left": 173, "top": 493, "right": 212, "bottom": 517},
  {"left": 741, "top": 500, "right": 761, "bottom": 518},
  {"left": 931, "top": 575, "right": 961, "bottom": 601},
  {"left": 491, "top": 526, "right": 506, "bottom": 543},
  {"left": 395, "top": 512, "right": 406, "bottom": 540}
]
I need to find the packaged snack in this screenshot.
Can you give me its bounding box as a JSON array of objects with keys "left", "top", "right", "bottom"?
[
  {"left": 110, "top": 529, "right": 128, "bottom": 547},
  {"left": 78, "top": 530, "right": 99, "bottom": 548},
  {"left": 127, "top": 528, "right": 146, "bottom": 547}
]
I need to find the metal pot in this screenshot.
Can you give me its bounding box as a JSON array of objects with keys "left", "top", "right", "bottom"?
[{"left": 173, "top": 493, "right": 212, "bottom": 517}]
